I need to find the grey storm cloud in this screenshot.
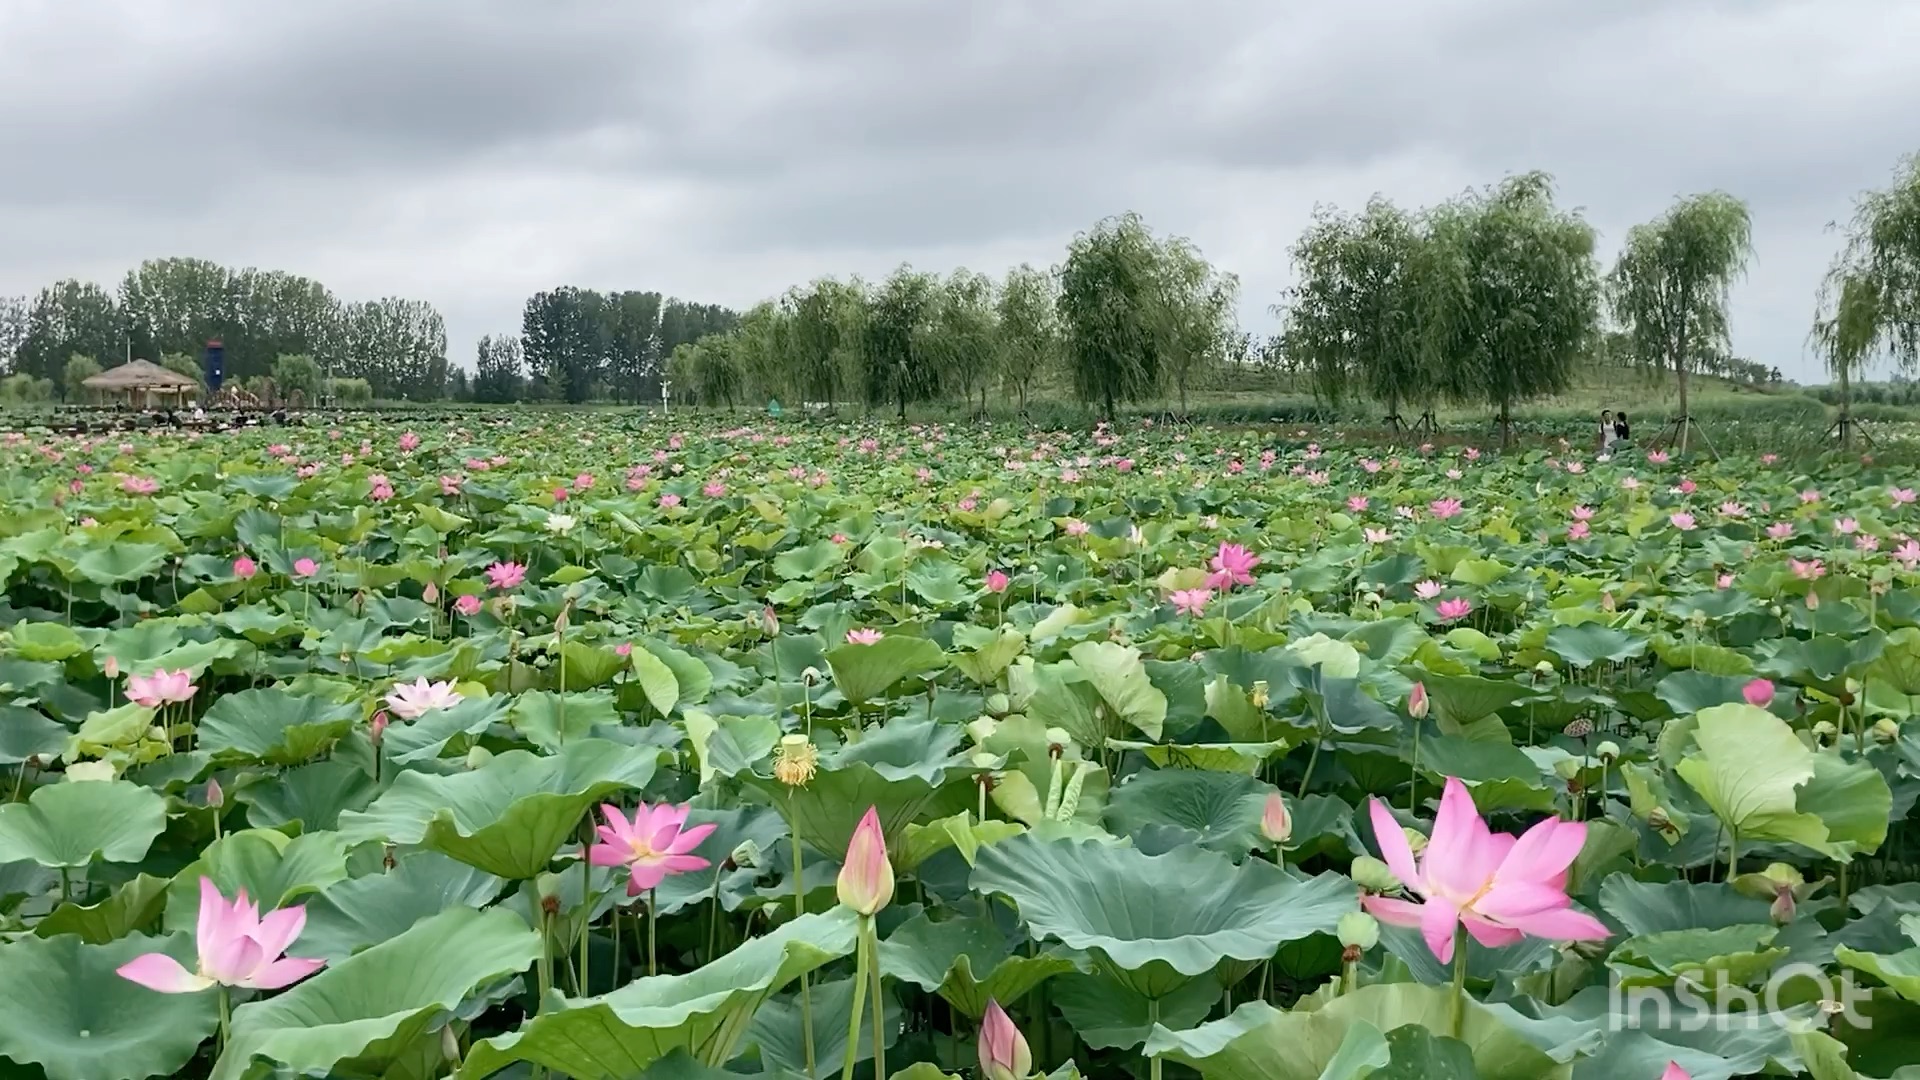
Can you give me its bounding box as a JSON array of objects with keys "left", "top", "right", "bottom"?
[{"left": 3, "top": 0, "right": 1917, "bottom": 380}]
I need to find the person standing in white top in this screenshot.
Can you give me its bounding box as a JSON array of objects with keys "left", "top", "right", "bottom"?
[{"left": 1599, "top": 409, "right": 1616, "bottom": 452}]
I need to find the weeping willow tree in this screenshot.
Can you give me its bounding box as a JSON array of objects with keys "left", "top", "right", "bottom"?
[
  {"left": 1607, "top": 192, "right": 1754, "bottom": 454},
  {"left": 1815, "top": 153, "right": 1920, "bottom": 447}
]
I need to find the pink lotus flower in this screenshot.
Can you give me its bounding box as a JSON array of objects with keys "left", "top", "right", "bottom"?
[
  {"left": 1348, "top": 495, "right": 1370, "bottom": 512},
  {"left": 440, "top": 475, "right": 464, "bottom": 496},
  {"left": 117, "top": 877, "right": 325, "bottom": 993},
  {"left": 590, "top": 802, "right": 716, "bottom": 896},
  {"left": 1895, "top": 540, "right": 1920, "bottom": 568},
  {"left": 551, "top": 486, "right": 569, "bottom": 502},
  {"left": 1857, "top": 534, "right": 1880, "bottom": 552},
  {"left": 384, "top": 678, "right": 462, "bottom": 720},
  {"left": 1894, "top": 488, "right": 1917, "bottom": 506},
  {"left": 1444, "top": 469, "right": 1463, "bottom": 481},
  {"left": 233, "top": 556, "right": 257, "bottom": 579},
  {"left": 1743, "top": 679, "right": 1774, "bottom": 708},
  {"left": 615, "top": 641, "right": 633, "bottom": 657},
  {"left": 399, "top": 432, "right": 420, "bottom": 452},
  {"left": 1260, "top": 791, "right": 1292, "bottom": 844},
  {"left": 1677, "top": 478, "right": 1697, "bottom": 495},
  {"left": 846, "top": 628, "right": 884, "bottom": 645},
  {"left": 1170, "top": 588, "right": 1212, "bottom": 617},
  {"left": 1621, "top": 476, "right": 1641, "bottom": 491},
  {"left": 1570, "top": 506, "right": 1594, "bottom": 521},
  {"left": 454, "top": 594, "right": 483, "bottom": 616},
  {"left": 1646, "top": 450, "right": 1670, "bottom": 464},
  {"left": 573, "top": 472, "right": 596, "bottom": 491},
  {"left": 1363, "top": 777, "right": 1610, "bottom": 963},
  {"left": 659, "top": 492, "right": 683, "bottom": 509},
  {"left": 703, "top": 481, "right": 727, "bottom": 497},
  {"left": 837, "top": 805, "right": 894, "bottom": 915},
  {"left": 1206, "top": 542, "right": 1260, "bottom": 590},
  {"left": 1717, "top": 573, "right": 1734, "bottom": 589},
  {"left": 1414, "top": 579, "right": 1444, "bottom": 600},
  {"left": 1766, "top": 522, "right": 1795, "bottom": 540},
  {"left": 1065, "top": 519, "right": 1090, "bottom": 537},
  {"left": 1835, "top": 517, "right": 1860, "bottom": 535},
  {"left": 1669, "top": 512, "right": 1696, "bottom": 532},
  {"left": 1429, "top": 498, "right": 1463, "bottom": 520},
  {"left": 984, "top": 570, "right": 1010, "bottom": 594},
  {"left": 1567, "top": 521, "right": 1591, "bottom": 541},
  {"left": 127, "top": 668, "right": 196, "bottom": 708},
  {"left": 292, "top": 558, "right": 318, "bottom": 578},
  {"left": 1435, "top": 597, "right": 1472, "bottom": 622},
  {"left": 486, "top": 562, "right": 526, "bottom": 590},
  {"left": 1761, "top": 453, "right": 1779, "bottom": 465},
  {"left": 1799, "top": 488, "right": 1822, "bottom": 504},
  {"left": 1719, "top": 502, "right": 1747, "bottom": 519},
  {"left": 121, "top": 475, "right": 158, "bottom": 495},
  {"left": 1662, "top": 1064, "right": 1689, "bottom": 1080},
  {"left": 1364, "top": 527, "right": 1392, "bottom": 544},
  {"left": 1790, "top": 558, "right": 1825, "bottom": 580},
  {"left": 978, "top": 998, "right": 1032, "bottom": 1080}
]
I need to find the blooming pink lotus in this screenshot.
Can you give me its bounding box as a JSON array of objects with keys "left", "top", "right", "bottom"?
[
  {"left": 659, "top": 492, "right": 683, "bottom": 509},
  {"left": 384, "top": 678, "right": 462, "bottom": 720},
  {"left": 454, "top": 594, "right": 483, "bottom": 616},
  {"left": 1743, "top": 679, "right": 1775, "bottom": 708},
  {"left": 1800, "top": 489, "right": 1822, "bottom": 504},
  {"left": 1435, "top": 597, "right": 1472, "bottom": 622},
  {"left": 1790, "top": 558, "right": 1825, "bottom": 580},
  {"left": 1364, "top": 527, "right": 1392, "bottom": 544},
  {"left": 837, "top": 805, "right": 895, "bottom": 915},
  {"left": 1570, "top": 506, "right": 1594, "bottom": 521},
  {"left": 122, "top": 475, "right": 159, "bottom": 495},
  {"left": 846, "top": 628, "right": 884, "bottom": 645},
  {"left": 1835, "top": 517, "right": 1860, "bottom": 535},
  {"left": 1669, "top": 512, "right": 1696, "bottom": 532},
  {"left": 1766, "top": 522, "right": 1795, "bottom": 540},
  {"left": 1170, "top": 588, "right": 1212, "bottom": 617},
  {"left": 399, "top": 432, "right": 420, "bottom": 452},
  {"left": 1894, "top": 488, "right": 1917, "bottom": 506},
  {"left": 1896, "top": 540, "right": 1920, "bottom": 568},
  {"left": 1414, "top": 579, "right": 1444, "bottom": 600},
  {"left": 1567, "top": 521, "right": 1591, "bottom": 541},
  {"left": 590, "top": 802, "right": 716, "bottom": 895},
  {"left": 1429, "top": 498, "right": 1463, "bottom": 520},
  {"left": 232, "top": 556, "right": 258, "bottom": 580},
  {"left": 1207, "top": 542, "right": 1260, "bottom": 590},
  {"left": 486, "top": 561, "right": 527, "bottom": 590},
  {"left": 127, "top": 669, "right": 196, "bottom": 708},
  {"left": 118, "top": 877, "right": 325, "bottom": 993},
  {"left": 1065, "top": 519, "right": 1090, "bottom": 537},
  {"left": 1363, "top": 778, "right": 1610, "bottom": 963},
  {"left": 984, "top": 570, "right": 1010, "bottom": 594},
  {"left": 292, "top": 558, "right": 318, "bottom": 578},
  {"left": 1348, "top": 495, "right": 1370, "bottom": 512}
]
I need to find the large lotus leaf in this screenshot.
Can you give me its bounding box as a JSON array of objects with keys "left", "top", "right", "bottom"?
[
  {"left": 384, "top": 693, "right": 511, "bottom": 764},
  {"left": 337, "top": 738, "right": 658, "bottom": 879},
  {"left": 747, "top": 973, "right": 902, "bottom": 1075},
  {"left": 67, "top": 702, "right": 164, "bottom": 760},
  {"left": 1417, "top": 736, "right": 1556, "bottom": 811},
  {"left": 69, "top": 542, "right": 170, "bottom": 584},
  {"left": 238, "top": 758, "right": 380, "bottom": 831},
  {"left": 628, "top": 647, "right": 682, "bottom": 716},
  {"left": 879, "top": 910, "right": 1082, "bottom": 1018},
  {"left": 898, "top": 811, "right": 1025, "bottom": 872},
  {"left": 1655, "top": 671, "right": 1762, "bottom": 716},
  {"left": 212, "top": 906, "right": 540, "bottom": 1080},
  {"left": 197, "top": 687, "right": 359, "bottom": 765},
  {"left": 953, "top": 628, "right": 1027, "bottom": 685},
  {"left": 1069, "top": 641, "right": 1167, "bottom": 740},
  {"left": 0, "top": 931, "right": 219, "bottom": 1080},
  {"left": 0, "top": 779, "right": 167, "bottom": 867},
  {"left": 509, "top": 688, "right": 621, "bottom": 750},
  {"left": 1103, "top": 767, "right": 1270, "bottom": 853},
  {"left": 458, "top": 908, "right": 860, "bottom": 1079},
  {"left": 1795, "top": 751, "right": 1893, "bottom": 858},
  {"left": 1144, "top": 984, "right": 1568, "bottom": 1080},
  {"left": 1597, "top": 876, "right": 1774, "bottom": 936},
  {"left": 557, "top": 639, "right": 627, "bottom": 689},
  {"left": 1488, "top": 984, "right": 1800, "bottom": 1080},
  {"left": 1051, "top": 970, "right": 1223, "bottom": 1049},
  {"left": 825, "top": 634, "right": 948, "bottom": 706},
  {"left": 297, "top": 852, "right": 506, "bottom": 961},
  {"left": 34, "top": 872, "right": 171, "bottom": 943},
  {"left": 0, "top": 703, "right": 70, "bottom": 765},
  {"left": 746, "top": 716, "right": 975, "bottom": 855},
  {"left": 164, "top": 828, "right": 349, "bottom": 934},
  {"left": 683, "top": 710, "right": 779, "bottom": 784},
  {"left": 1546, "top": 623, "right": 1648, "bottom": 668},
  {"left": 1418, "top": 672, "right": 1532, "bottom": 725},
  {"left": 1675, "top": 702, "right": 1884, "bottom": 859},
  {"left": 10, "top": 619, "right": 88, "bottom": 661},
  {"left": 970, "top": 835, "right": 1354, "bottom": 997},
  {"left": 1608, "top": 925, "right": 1787, "bottom": 990}
]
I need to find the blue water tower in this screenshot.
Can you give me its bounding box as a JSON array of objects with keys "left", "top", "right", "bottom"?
[{"left": 204, "top": 339, "right": 224, "bottom": 393}]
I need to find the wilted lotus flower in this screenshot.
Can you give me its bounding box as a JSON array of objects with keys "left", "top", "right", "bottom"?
[
  {"left": 837, "top": 806, "right": 894, "bottom": 916},
  {"left": 977, "top": 998, "right": 1031, "bottom": 1080},
  {"left": 118, "top": 878, "right": 325, "bottom": 993}
]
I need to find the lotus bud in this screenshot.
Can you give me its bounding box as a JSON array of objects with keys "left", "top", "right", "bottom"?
[
  {"left": 836, "top": 806, "right": 894, "bottom": 916},
  {"left": 1337, "top": 911, "right": 1379, "bottom": 951},
  {"left": 1044, "top": 727, "right": 1071, "bottom": 756},
  {"left": 1805, "top": 590, "right": 1821, "bottom": 612},
  {"left": 760, "top": 605, "right": 780, "bottom": 637},
  {"left": 978, "top": 998, "right": 1032, "bottom": 1080},
  {"left": 423, "top": 581, "right": 440, "bottom": 605},
  {"left": 465, "top": 746, "right": 493, "bottom": 770},
  {"left": 441, "top": 1025, "right": 461, "bottom": 1064},
  {"left": 1250, "top": 680, "right": 1269, "bottom": 709},
  {"left": 1350, "top": 855, "right": 1399, "bottom": 893},
  {"left": 104, "top": 655, "right": 119, "bottom": 679},
  {"left": 801, "top": 666, "right": 823, "bottom": 687},
  {"left": 1813, "top": 720, "right": 1838, "bottom": 744},
  {"left": 1873, "top": 717, "right": 1900, "bottom": 744},
  {"left": 1259, "top": 791, "right": 1292, "bottom": 846},
  {"left": 369, "top": 710, "right": 389, "bottom": 748},
  {"left": 204, "top": 778, "right": 223, "bottom": 808},
  {"left": 1600, "top": 592, "right": 1616, "bottom": 612},
  {"left": 1407, "top": 681, "right": 1429, "bottom": 719},
  {"left": 1596, "top": 740, "right": 1620, "bottom": 763},
  {"left": 986, "top": 693, "right": 1011, "bottom": 717},
  {"left": 1647, "top": 806, "right": 1674, "bottom": 834},
  {"left": 1743, "top": 679, "right": 1775, "bottom": 708},
  {"left": 729, "top": 840, "right": 761, "bottom": 870}
]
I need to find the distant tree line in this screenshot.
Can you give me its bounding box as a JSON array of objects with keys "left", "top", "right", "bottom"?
[{"left": 473, "top": 290, "right": 738, "bottom": 405}]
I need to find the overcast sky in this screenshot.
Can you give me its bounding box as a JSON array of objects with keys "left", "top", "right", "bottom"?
[{"left": 3, "top": 0, "right": 1916, "bottom": 381}]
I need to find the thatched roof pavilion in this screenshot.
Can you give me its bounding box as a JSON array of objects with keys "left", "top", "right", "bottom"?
[{"left": 82, "top": 360, "right": 200, "bottom": 408}]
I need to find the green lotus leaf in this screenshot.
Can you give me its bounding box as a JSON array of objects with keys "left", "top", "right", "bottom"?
[
  {"left": 1675, "top": 702, "right": 1890, "bottom": 860},
  {"left": 213, "top": 906, "right": 540, "bottom": 1080},
  {"left": 971, "top": 834, "right": 1353, "bottom": 997},
  {"left": 773, "top": 538, "right": 844, "bottom": 579},
  {"left": 69, "top": 542, "right": 170, "bottom": 584},
  {"left": 1048, "top": 970, "right": 1222, "bottom": 1050},
  {"left": 337, "top": 738, "right": 659, "bottom": 879},
  {"left": 745, "top": 716, "right": 975, "bottom": 855},
  {"left": 458, "top": 908, "right": 859, "bottom": 1079},
  {"left": 638, "top": 639, "right": 714, "bottom": 705},
  {"left": 385, "top": 692, "right": 511, "bottom": 764},
  {"left": 1417, "top": 736, "right": 1556, "bottom": 811},
  {"left": 1103, "top": 767, "right": 1271, "bottom": 853},
  {"left": 0, "top": 931, "right": 218, "bottom": 1080},
  {"left": 826, "top": 634, "right": 948, "bottom": 706},
  {"left": 1106, "top": 738, "right": 1293, "bottom": 775},
  {"left": 746, "top": 973, "right": 901, "bottom": 1075},
  {"left": 683, "top": 710, "right": 778, "bottom": 784},
  {"left": 1069, "top": 641, "right": 1167, "bottom": 740},
  {"left": 630, "top": 646, "right": 682, "bottom": 716},
  {"left": 197, "top": 687, "right": 358, "bottom": 765},
  {"left": 34, "top": 872, "right": 171, "bottom": 943},
  {"left": 1546, "top": 623, "right": 1648, "bottom": 668},
  {"left": 1655, "top": 671, "right": 1760, "bottom": 716},
  {"left": 558, "top": 639, "right": 627, "bottom": 688},
  {"left": 297, "top": 852, "right": 505, "bottom": 961},
  {"left": 0, "top": 779, "right": 167, "bottom": 867},
  {"left": 237, "top": 758, "right": 379, "bottom": 831},
  {"left": 880, "top": 910, "right": 1081, "bottom": 1018},
  {"left": 10, "top": 619, "right": 88, "bottom": 661},
  {"left": 1145, "top": 984, "right": 1568, "bottom": 1080},
  {"left": 1418, "top": 672, "right": 1532, "bottom": 725},
  {"left": 954, "top": 627, "right": 1027, "bottom": 684},
  {"left": 67, "top": 702, "right": 164, "bottom": 760},
  {"left": 164, "top": 828, "right": 349, "bottom": 933},
  {"left": 1608, "top": 925, "right": 1786, "bottom": 990},
  {"left": 898, "top": 811, "right": 1025, "bottom": 871},
  {"left": 0, "top": 703, "right": 70, "bottom": 765},
  {"left": 509, "top": 688, "right": 620, "bottom": 751}
]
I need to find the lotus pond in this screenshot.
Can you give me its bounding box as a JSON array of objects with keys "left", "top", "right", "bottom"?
[{"left": 3, "top": 416, "right": 1920, "bottom": 1080}]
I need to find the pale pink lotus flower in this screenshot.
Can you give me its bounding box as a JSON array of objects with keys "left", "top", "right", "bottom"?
[
  {"left": 1743, "top": 679, "right": 1775, "bottom": 708},
  {"left": 1429, "top": 498, "right": 1463, "bottom": 520},
  {"left": 1790, "top": 558, "right": 1825, "bottom": 580},
  {"left": 1435, "top": 597, "right": 1473, "bottom": 622},
  {"left": 984, "top": 570, "right": 1010, "bottom": 594},
  {"left": 1669, "top": 512, "right": 1696, "bottom": 532},
  {"left": 659, "top": 492, "right": 683, "bottom": 509},
  {"left": 486, "top": 562, "right": 526, "bottom": 590},
  {"left": 292, "top": 558, "right": 318, "bottom": 578},
  {"left": 232, "top": 556, "right": 258, "bottom": 579},
  {"left": 1858, "top": 534, "right": 1881, "bottom": 552},
  {"left": 1663, "top": 1063, "right": 1690, "bottom": 1080},
  {"left": 1206, "top": 542, "right": 1260, "bottom": 590},
  {"left": 1414, "top": 579, "right": 1444, "bottom": 600},
  {"left": 1259, "top": 792, "right": 1292, "bottom": 845},
  {"left": 117, "top": 877, "right": 325, "bottom": 993},
  {"left": 1362, "top": 458, "right": 1383, "bottom": 473},
  {"left": 1065, "top": 519, "right": 1090, "bottom": 537},
  {"left": 127, "top": 669, "right": 196, "bottom": 708},
  {"left": 454, "top": 594, "right": 483, "bottom": 616},
  {"left": 1895, "top": 540, "right": 1920, "bottom": 568},
  {"left": 1893, "top": 488, "right": 1917, "bottom": 506},
  {"left": 1676, "top": 477, "right": 1697, "bottom": 495},
  {"left": 1408, "top": 681, "right": 1429, "bottom": 719},
  {"left": 1464, "top": 447, "right": 1481, "bottom": 461},
  {"left": 1565, "top": 461, "right": 1585, "bottom": 474},
  {"left": 846, "top": 628, "right": 884, "bottom": 645},
  {"left": 1363, "top": 777, "right": 1610, "bottom": 963},
  {"left": 1170, "top": 588, "right": 1212, "bottom": 617},
  {"left": 1646, "top": 450, "right": 1670, "bottom": 464},
  {"left": 1835, "top": 517, "right": 1860, "bottom": 535},
  {"left": 703, "top": 481, "right": 727, "bottom": 497},
  {"left": 1570, "top": 506, "right": 1594, "bottom": 521},
  {"left": 399, "top": 432, "right": 420, "bottom": 452},
  {"left": 1620, "top": 476, "right": 1641, "bottom": 491},
  {"left": 384, "top": 678, "right": 462, "bottom": 720},
  {"left": 1764, "top": 522, "right": 1794, "bottom": 540},
  {"left": 1718, "top": 502, "right": 1747, "bottom": 519},
  {"left": 837, "top": 805, "right": 895, "bottom": 915},
  {"left": 1445, "top": 469, "right": 1463, "bottom": 481},
  {"left": 590, "top": 802, "right": 716, "bottom": 896},
  {"left": 1364, "top": 527, "right": 1392, "bottom": 544},
  {"left": 440, "top": 475, "right": 464, "bottom": 496},
  {"left": 573, "top": 471, "right": 596, "bottom": 491},
  {"left": 1567, "top": 521, "right": 1591, "bottom": 541},
  {"left": 1348, "top": 495, "right": 1370, "bottom": 513},
  {"left": 121, "top": 475, "right": 159, "bottom": 495},
  {"left": 1717, "top": 573, "right": 1734, "bottom": 589},
  {"left": 979, "top": 998, "right": 1032, "bottom": 1080},
  {"left": 104, "top": 655, "right": 120, "bottom": 679}
]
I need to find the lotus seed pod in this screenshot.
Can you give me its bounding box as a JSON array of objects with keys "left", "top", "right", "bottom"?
[
  {"left": 1337, "top": 911, "right": 1380, "bottom": 951},
  {"left": 1350, "top": 855, "right": 1399, "bottom": 893},
  {"left": 985, "top": 693, "right": 1011, "bottom": 716},
  {"left": 730, "top": 840, "right": 761, "bottom": 870},
  {"left": 1596, "top": 740, "right": 1621, "bottom": 762},
  {"left": 1043, "top": 727, "right": 1071, "bottom": 749},
  {"left": 465, "top": 745, "right": 493, "bottom": 770},
  {"left": 1873, "top": 717, "right": 1900, "bottom": 743}
]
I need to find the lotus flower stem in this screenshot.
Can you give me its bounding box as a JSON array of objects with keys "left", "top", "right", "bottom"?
[
  {"left": 706, "top": 864, "right": 725, "bottom": 964},
  {"left": 842, "top": 915, "right": 872, "bottom": 1080},
  {"left": 647, "top": 888, "right": 658, "bottom": 977},
  {"left": 1726, "top": 827, "right": 1739, "bottom": 884},
  {"left": 1147, "top": 997, "right": 1162, "bottom": 1080},
  {"left": 791, "top": 807, "right": 817, "bottom": 1078},
  {"left": 1448, "top": 924, "right": 1469, "bottom": 1038},
  {"left": 579, "top": 829, "right": 592, "bottom": 995},
  {"left": 217, "top": 985, "right": 231, "bottom": 1056},
  {"left": 611, "top": 898, "right": 622, "bottom": 983},
  {"left": 1407, "top": 724, "right": 1421, "bottom": 813},
  {"left": 867, "top": 916, "right": 885, "bottom": 1080}
]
